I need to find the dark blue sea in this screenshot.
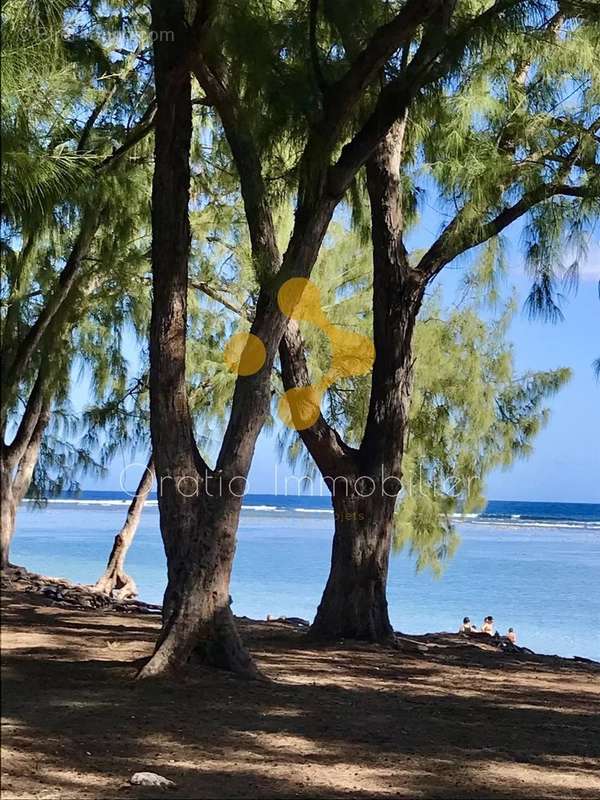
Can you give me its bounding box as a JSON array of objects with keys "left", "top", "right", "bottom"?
[{"left": 13, "top": 494, "right": 600, "bottom": 660}]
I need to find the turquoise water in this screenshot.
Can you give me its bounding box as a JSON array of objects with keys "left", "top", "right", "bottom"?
[{"left": 12, "top": 498, "right": 600, "bottom": 661}]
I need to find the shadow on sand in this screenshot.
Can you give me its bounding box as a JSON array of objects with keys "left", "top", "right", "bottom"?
[{"left": 2, "top": 590, "right": 599, "bottom": 799}]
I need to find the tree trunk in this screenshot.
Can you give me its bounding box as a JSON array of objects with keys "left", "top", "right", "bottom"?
[
  {"left": 94, "top": 456, "right": 154, "bottom": 599},
  {"left": 1, "top": 396, "right": 51, "bottom": 570},
  {"left": 138, "top": 493, "right": 260, "bottom": 679},
  {"left": 0, "top": 465, "right": 17, "bottom": 570},
  {"left": 311, "top": 493, "right": 397, "bottom": 641},
  {"left": 280, "top": 123, "right": 424, "bottom": 643},
  {"left": 140, "top": 1, "right": 263, "bottom": 680}
]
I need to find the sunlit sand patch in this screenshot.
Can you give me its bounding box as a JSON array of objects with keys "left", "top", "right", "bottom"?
[{"left": 480, "top": 761, "right": 600, "bottom": 794}]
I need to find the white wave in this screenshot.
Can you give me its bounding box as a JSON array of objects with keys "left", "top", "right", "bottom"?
[
  {"left": 242, "top": 505, "right": 283, "bottom": 512},
  {"left": 22, "top": 498, "right": 600, "bottom": 530},
  {"left": 26, "top": 498, "right": 159, "bottom": 507},
  {"left": 35, "top": 498, "right": 129, "bottom": 505},
  {"left": 460, "top": 518, "right": 600, "bottom": 530},
  {"left": 242, "top": 505, "right": 332, "bottom": 514}
]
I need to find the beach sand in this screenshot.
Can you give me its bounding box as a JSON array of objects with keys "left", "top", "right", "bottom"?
[{"left": 1, "top": 580, "right": 599, "bottom": 799}]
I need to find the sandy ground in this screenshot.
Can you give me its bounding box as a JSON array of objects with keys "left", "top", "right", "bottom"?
[{"left": 1, "top": 586, "right": 600, "bottom": 800}]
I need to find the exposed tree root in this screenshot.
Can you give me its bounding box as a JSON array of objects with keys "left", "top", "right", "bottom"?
[
  {"left": 137, "top": 606, "right": 264, "bottom": 681},
  {"left": 93, "top": 559, "right": 138, "bottom": 601}
]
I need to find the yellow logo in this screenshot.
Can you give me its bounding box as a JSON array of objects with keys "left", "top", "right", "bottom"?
[
  {"left": 223, "top": 332, "right": 266, "bottom": 376},
  {"left": 224, "top": 278, "right": 374, "bottom": 430}
]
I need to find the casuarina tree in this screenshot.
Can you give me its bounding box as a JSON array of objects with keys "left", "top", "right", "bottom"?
[
  {"left": 277, "top": 240, "right": 571, "bottom": 636},
  {"left": 0, "top": 0, "right": 156, "bottom": 568},
  {"left": 143, "top": 0, "right": 487, "bottom": 677},
  {"left": 280, "top": 2, "right": 599, "bottom": 640},
  {"left": 144, "top": 0, "right": 599, "bottom": 674}
]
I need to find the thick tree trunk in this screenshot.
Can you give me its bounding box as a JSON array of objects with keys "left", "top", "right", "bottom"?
[
  {"left": 138, "top": 493, "right": 259, "bottom": 679},
  {"left": 311, "top": 494, "right": 397, "bottom": 641},
  {"left": 281, "top": 123, "right": 424, "bottom": 643},
  {"left": 141, "top": 1, "right": 263, "bottom": 679},
  {"left": 94, "top": 457, "right": 154, "bottom": 599}
]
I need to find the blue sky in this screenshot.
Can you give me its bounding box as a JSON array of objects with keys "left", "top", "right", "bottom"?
[
  {"left": 469, "top": 253, "right": 600, "bottom": 502},
  {"left": 77, "top": 239, "right": 600, "bottom": 504}
]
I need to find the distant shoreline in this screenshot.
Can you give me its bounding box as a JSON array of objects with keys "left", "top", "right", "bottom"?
[{"left": 3, "top": 566, "right": 599, "bottom": 667}]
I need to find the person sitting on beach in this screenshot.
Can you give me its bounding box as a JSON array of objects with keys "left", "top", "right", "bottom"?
[
  {"left": 481, "top": 616, "right": 496, "bottom": 635},
  {"left": 459, "top": 616, "right": 477, "bottom": 633},
  {"left": 507, "top": 627, "right": 517, "bottom": 644}
]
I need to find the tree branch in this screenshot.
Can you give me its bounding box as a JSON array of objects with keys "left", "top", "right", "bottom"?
[
  {"left": 192, "top": 55, "right": 280, "bottom": 277},
  {"left": 317, "top": 0, "right": 445, "bottom": 149},
  {"left": 4, "top": 370, "right": 45, "bottom": 468},
  {"left": 326, "top": 0, "right": 529, "bottom": 198},
  {"left": 1, "top": 204, "right": 105, "bottom": 412},
  {"left": 12, "top": 398, "right": 51, "bottom": 503},
  {"left": 279, "top": 322, "right": 358, "bottom": 479},
  {"left": 77, "top": 85, "right": 118, "bottom": 153},
  {"left": 191, "top": 280, "right": 249, "bottom": 318},
  {"left": 416, "top": 182, "right": 597, "bottom": 280},
  {"left": 96, "top": 100, "right": 157, "bottom": 173}
]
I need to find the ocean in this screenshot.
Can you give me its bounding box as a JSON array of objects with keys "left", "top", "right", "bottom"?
[{"left": 12, "top": 494, "right": 600, "bottom": 661}]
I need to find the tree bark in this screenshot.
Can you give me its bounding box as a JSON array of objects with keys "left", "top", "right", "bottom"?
[
  {"left": 1, "top": 395, "right": 51, "bottom": 570},
  {"left": 311, "top": 493, "right": 397, "bottom": 641},
  {"left": 282, "top": 122, "right": 424, "bottom": 642},
  {"left": 138, "top": 492, "right": 259, "bottom": 679},
  {"left": 94, "top": 456, "right": 154, "bottom": 599},
  {"left": 140, "top": 1, "right": 262, "bottom": 680},
  {"left": 0, "top": 466, "right": 17, "bottom": 571}
]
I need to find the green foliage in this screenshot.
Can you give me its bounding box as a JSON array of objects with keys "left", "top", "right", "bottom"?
[
  {"left": 1, "top": 0, "right": 155, "bottom": 498},
  {"left": 27, "top": 407, "right": 106, "bottom": 504},
  {"left": 2, "top": 0, "right": 596, "bottom": 518},
  {"left": 411, "top": 5, "right": 600, "bottom": 316},
  {"left": 395, "top": 298, "right": 570, "bottom": 573},
  {"left": 274, "top": 226, "right": 571, "bottom": 574}
]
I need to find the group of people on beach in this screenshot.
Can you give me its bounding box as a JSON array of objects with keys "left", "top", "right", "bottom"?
[{"left": 459, "top": 615, "right": 517, "bottom": 644}]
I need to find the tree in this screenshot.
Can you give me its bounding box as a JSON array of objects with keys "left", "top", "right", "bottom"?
[
  {"left": 143, "top": 0, "right": 481, "bottom": 678},
  {"left": 94, "top": 455, "right": 154, "bottom": 599},
  {"left": 1, "top": 0, "right": 155, "bottom": 567},
  {"left": 278, "top": 2, "right": 600, "bottom": 640}
]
